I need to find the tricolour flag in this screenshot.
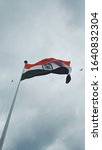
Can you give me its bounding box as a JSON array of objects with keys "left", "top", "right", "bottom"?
[{"left": 21, "top": 58, "right": 72, "bottom": 84}]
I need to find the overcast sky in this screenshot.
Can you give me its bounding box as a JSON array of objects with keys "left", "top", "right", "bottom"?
[{"left": 0, "top": 0, "right": 85, "bottom": 150}]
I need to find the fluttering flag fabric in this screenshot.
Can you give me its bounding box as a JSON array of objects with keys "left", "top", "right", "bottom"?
[{"left": 21, "top": 58, "right": 72, "bottom": 84}]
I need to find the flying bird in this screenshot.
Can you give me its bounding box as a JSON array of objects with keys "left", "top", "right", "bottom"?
[{"left": 80, "top": 68, "right": 83, "bottom": 71}]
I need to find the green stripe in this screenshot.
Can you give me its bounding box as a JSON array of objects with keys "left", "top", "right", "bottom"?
[{"left": 21, "top": 69, "right": 50, "bottom": 80}]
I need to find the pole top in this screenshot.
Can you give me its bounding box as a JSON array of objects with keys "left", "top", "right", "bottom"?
[{"left": 24, "top": 60, "right": 28, "bottom": 64}]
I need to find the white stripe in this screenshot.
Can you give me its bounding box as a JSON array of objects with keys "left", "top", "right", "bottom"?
[{"left": 24, "top": 62, "right": 70, "bottom": 73}]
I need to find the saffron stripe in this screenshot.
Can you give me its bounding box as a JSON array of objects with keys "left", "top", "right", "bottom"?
[{"left": 24, "top": 58, "right": 70, "bottom": 69}]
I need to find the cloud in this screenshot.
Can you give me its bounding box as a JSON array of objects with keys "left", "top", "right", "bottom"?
[{"left": 0, "top": 0, "right": 84, "bottom": 150}]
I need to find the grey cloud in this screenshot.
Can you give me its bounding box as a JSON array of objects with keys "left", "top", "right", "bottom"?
[{"left": 60, "top": 0, "right": 85, "bottom": 27}]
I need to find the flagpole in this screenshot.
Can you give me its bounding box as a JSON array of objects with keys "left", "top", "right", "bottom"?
[{"left": 0, "top": 61, "right": 27, "bottom": 150}]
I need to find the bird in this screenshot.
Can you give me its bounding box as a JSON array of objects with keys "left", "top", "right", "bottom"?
[{"left": 80, "top": 68, "right": 83, "bottom": 71}]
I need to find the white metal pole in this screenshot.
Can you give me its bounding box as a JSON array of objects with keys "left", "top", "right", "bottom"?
[{"left": 0, "top": 61, "right": 27, "bottom": 150}]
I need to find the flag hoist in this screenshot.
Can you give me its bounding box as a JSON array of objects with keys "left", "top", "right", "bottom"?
[{"left": 0, "top": 58, "right": 72, "bottom": 150}]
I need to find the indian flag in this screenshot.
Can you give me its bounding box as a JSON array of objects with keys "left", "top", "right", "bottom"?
[{"left": 21, "top": 58, "right": 72, "bottom": 83}]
